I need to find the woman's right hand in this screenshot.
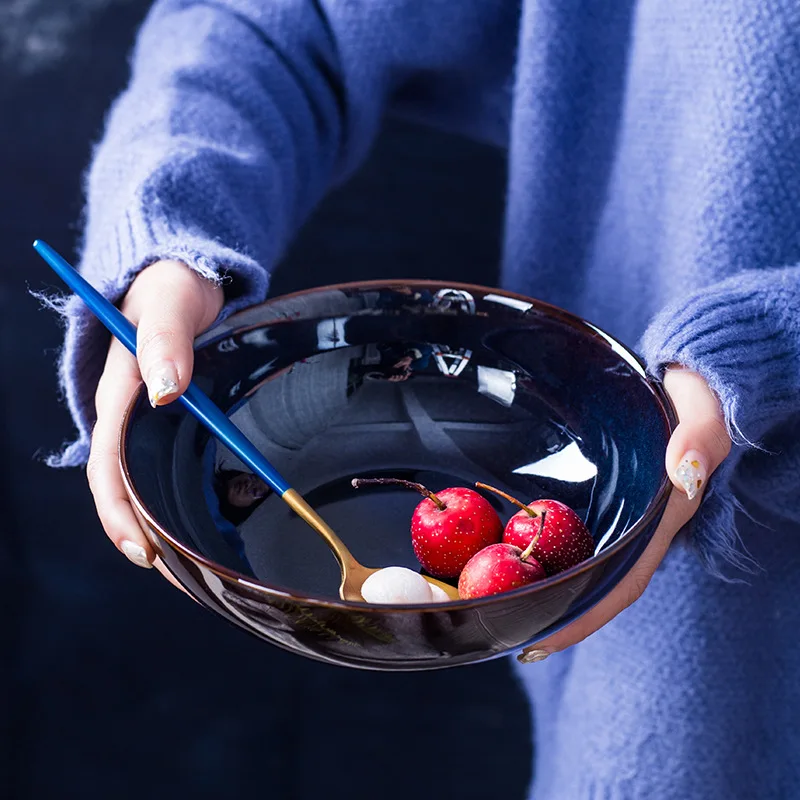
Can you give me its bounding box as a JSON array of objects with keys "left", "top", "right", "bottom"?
[{"left": 87, "top": 260, "right": 224, "bottom": 572}]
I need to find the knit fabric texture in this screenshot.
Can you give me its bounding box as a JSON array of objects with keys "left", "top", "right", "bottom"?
[{"left": 47, "top": 2, "right": 800, "bottom": 797}]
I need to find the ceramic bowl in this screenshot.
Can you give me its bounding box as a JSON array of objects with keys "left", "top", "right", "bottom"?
[{"left": 120, "top": 281, "right": 675, "bottom": 671}]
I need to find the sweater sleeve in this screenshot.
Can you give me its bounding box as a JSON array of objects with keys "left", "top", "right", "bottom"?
[
  {"left": 640, "top": 265, "right": 800, "bottom": 576},
  {"left": 50, "top": 0, "right": 516, "bottom": 467}
]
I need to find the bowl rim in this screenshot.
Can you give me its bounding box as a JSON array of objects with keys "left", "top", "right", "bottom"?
[{"left": 119, "top": 279, "right": 677, "bottom": 613}]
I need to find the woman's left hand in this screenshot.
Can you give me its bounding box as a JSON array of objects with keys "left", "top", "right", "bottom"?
[{"left": 519, "top": 367, "right": 732, "bottom": 664}]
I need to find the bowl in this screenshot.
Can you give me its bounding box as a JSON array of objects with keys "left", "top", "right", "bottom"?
[{"left": 120, "top": 280, "right": 675, "bottom": 671}]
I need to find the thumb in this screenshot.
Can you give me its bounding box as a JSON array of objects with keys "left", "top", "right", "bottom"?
[
  {"left": 124, "top": 260, "right": 224, "bottom": 406},
  {"left": 663, "top": 367, "right": 732, "bottom": 502}
]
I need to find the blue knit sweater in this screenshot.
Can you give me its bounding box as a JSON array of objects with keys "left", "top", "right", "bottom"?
[{"left": 53, "top": 2, "right": 800, "bottom": 796}]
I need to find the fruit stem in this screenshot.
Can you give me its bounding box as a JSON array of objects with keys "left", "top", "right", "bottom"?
[
  {"left": 521, "top": 511, "right": 546, "bottom": 561},
  {"left": 475, "top": 482, "right": 539, "bottom": 518},
  {"left": 351, "top": 477, "right": 447, "bottom": 511}
]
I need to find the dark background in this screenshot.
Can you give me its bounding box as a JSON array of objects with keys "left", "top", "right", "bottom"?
[{"left": 0, "top": 2, "right": 531, "bottom": 797}]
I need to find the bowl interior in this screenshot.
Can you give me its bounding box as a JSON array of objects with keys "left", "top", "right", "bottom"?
[{"left": 123, "top": 283, "right": 672, "bottom": 601}]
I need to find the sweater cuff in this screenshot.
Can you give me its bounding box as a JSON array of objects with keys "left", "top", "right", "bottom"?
[
  {"left": 639, "top": 275, "right": 798, "bottom": 576},
  {"left": 46, "top": 232, "right": 270, "bottom": 468},
  {"left": 641, "top": 283, "right": 796, "bottom": 445}
]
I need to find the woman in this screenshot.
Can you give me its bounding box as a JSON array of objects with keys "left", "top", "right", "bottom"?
[{"left": 49, "top": 1, "right": 800, "bottom": 796}]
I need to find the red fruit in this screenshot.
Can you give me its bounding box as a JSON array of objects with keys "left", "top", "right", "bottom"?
[
  {"left": 476, "top": 483, "right": 594, "bottom": 575},
  {"left": 351, "top": 478, "right": 503, "bottom": 579},
  {"left": 458, "top": 535, "right": 547, "bottom": 600}
]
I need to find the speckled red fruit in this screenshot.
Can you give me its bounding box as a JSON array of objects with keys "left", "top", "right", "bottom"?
[
  {"left": 458, "top": 542, "right": 547, "bottom": 599},
  {"left": 351, "top": 478, "right": 503, "bottom": 580},
  {"left": 503, "top": 498, "right": 594, "bottom": 575},
  {"left": 410, "top": 488, "right": 503, "bottom": 579}
]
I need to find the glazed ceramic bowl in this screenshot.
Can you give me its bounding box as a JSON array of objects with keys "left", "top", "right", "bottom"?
[{"left": 120, "top": 281, "right": 675, "bottom": 671}]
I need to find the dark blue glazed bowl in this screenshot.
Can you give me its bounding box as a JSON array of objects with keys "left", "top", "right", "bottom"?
[{"left": 120, "top": 281, "right": 676, "bottom": 671}]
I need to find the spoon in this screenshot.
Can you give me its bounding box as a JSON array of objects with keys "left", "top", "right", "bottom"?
[{"left": 33, "top": 240, "right": 460, "bottom": 602}]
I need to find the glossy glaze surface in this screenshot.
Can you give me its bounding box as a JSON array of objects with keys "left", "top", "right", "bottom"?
[{"left": 121, "top": 281, "right": 675, "bottom": 670}]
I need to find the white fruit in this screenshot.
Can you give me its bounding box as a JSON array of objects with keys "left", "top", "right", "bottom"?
[
  {"left": 360, "top": 567, "right": 434, "bottom": 604},
  {"left": 427, "top": 583, "right": 451, "bottom": 603}
]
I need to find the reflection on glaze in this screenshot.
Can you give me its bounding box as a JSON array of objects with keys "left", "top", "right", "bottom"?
[
  {"left": 477, "top": 365, "right": 517, "bottom": 407},
  {"left": 432, "top": 344, "right": 472, "bottom": 377},
  {"left": 585, "top": 322, "right": 647, "bottom": 377},
  {"left": 483, "top": 293, "right": 534, "bottom": 313},
  {"left": 513, "top": 441, "right": 597, "bottom": 482},
  {"left": 432, "top": 288, "right": 476, "bottom": 315}
]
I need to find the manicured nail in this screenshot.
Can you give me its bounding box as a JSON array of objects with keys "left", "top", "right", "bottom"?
[
  {"left": 675, "top": 451, "right": 707, "bottom": 501},
  {"left": 517, "top": 648, "right": 552, "bottom": 664},
  {"left": 120, "top": 540, "right": 153, "bottom": 569},
  {"left": 147, "top": 363, "right": 179, "bottom": 408}
]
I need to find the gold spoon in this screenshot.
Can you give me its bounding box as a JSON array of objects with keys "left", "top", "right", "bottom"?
[{"left": 282, "top": 489, "right": 460, "bottom": 602}]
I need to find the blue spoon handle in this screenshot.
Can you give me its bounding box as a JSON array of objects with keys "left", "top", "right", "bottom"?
[{"left": 33, "top": 240, "right": 290, "bottom": 496}]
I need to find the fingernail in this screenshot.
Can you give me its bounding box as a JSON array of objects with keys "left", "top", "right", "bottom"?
[
  {"left": 146, "top": 363, "right": 179, "bottom": 408},
  {"left": 120, "top": 540, "right": 153, "bottom": 569},
  {"left": 517, "top": 648, "right": 552, "bottom": 664},
  {"left": 675, "top": 451, "right": 707, "bottom": 501}
]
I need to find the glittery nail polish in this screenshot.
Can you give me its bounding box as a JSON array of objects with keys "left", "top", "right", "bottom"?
[
  {"left": 675, "top": 451, "right": 706, "bottom": 501},
  {"left": 147, "top": 364, "right": 179, "bottom": 408}
]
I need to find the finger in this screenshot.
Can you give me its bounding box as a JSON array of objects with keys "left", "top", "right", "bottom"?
[
  {"left": 519, "top": 489, "right": 693, "bottom": 662},
  {"left": 125, "top": 261, "right": 223, "bottom": 407},
  {"left": 664, "top": 368, "right": 731, "bottom": 502},
  {"left": 88, "top": 336, "right": 155, "bottom": 568}
]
